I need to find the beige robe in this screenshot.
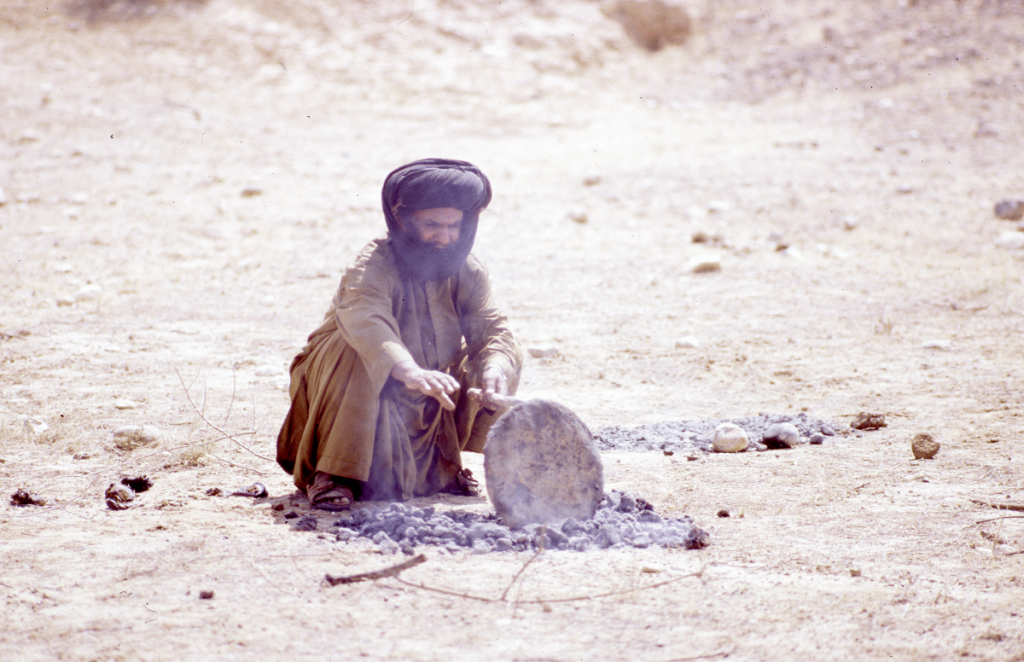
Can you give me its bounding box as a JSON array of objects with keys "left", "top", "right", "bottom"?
[{"left": 277, "top": 238, "right": 522, "bottom": 501}]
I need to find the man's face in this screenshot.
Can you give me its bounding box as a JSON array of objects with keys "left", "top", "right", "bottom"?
[{"left": 403, "top": 207, "right": 464, "bottom": 249}]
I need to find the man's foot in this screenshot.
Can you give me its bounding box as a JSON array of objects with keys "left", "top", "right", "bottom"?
[
  {"left": 307, "top": 471, "right": 355, "bottom": 511},
  {"left": 440, "top": 468, "right": 480, "bottom": 497}
]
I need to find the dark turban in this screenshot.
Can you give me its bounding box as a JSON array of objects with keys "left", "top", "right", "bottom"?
[{"left": 382, "top": 158, "right": 492, "bottom": 282}]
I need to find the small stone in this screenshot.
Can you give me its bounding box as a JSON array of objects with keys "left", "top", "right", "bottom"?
[
  {"left": 809, "top": 434, "right": 825, "bottom": 445},
  {"left": 567, "top": 209, "right": 588, "bottom": 224},
  {"left": 686, "top": 254, "right": 722, "bottom": 274},
  {"left": 994, "top": 199, "right": 1024, "bottom": 221},
  {"left": 73, "top": 284, "right": 102, "bottom": 302},
  {"left": 24, "top": 417, "right": 49, "bottom": 435},
  {"left": 850, "top": 568, "right": 862, "bottom": 577},
  {"left": 105, "top": 483, "right": 136, "bottom": 510},
  {"left": 254, "top": 364, "right": 284, "bottom": 377},
  {"left": 717, "top": 509, "right": 730, "bottom": 518},
  {"left": 527, "top": 347, "right": 560, "bottom": 359},
  {"left": 995, "top": 231, "right": 1024, "bottom": 250},
  {"left": 0, "top": 185, "right": 7, "bottom": 205},
  {"left": 199, "top": 590, "right": 215, "bottom": 600},
  {"left": 56, "top": 295, "right": 75, "bottom": 307},
  {"left": 911, "top": 433, "right": 940, "bottom": 460},
  {"left": 114, "top": 399, "right": 139, "bottom": 410},
  {"left": 293, "top": 516, "right": 317, "bottom": 531},
  {"left": 762, "top": 423, "right": 801, "bottom": 449},
  {"left": 11, "top": 488, "right": 47, "bottom": 506},
  {"left": 240, "top": 188, "right": 263, "bottom": 198},
  {"left": 675, "top": 336, "right": 700, "bottom": 349},
  {"left": 112, "top": 424, "right": 163, "bottom": 444},
  {"left": 582, "top": 175, "right": 602, "bottom": 186},
  {"left": 712, "top": 423, "right": 749, "bottom": 453},
  {"left": 605, "top": 0, "right": 692, "bottom": 51},
  {"left": 851, "top": 412, "right": 886, "bottom": 430},
  {"left": 922, "top": 339, "right": 951, "bottom": 350}
]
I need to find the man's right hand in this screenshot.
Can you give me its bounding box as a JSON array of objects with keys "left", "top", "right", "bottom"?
[{"left": 390, "top": 360, "right": 460, "bottom": 411}]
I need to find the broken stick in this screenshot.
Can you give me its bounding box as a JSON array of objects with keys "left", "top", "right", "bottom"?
[
  {"left": 325, "top": 554, "right": 426, "bottom": 586},
  {"left": 970, "top": 499, "right": 1024, "bottom": 513}
]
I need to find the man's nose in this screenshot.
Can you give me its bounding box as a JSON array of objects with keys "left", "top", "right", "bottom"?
[{"left": 436, "top": 229, "right": 457, "bottom": 246}]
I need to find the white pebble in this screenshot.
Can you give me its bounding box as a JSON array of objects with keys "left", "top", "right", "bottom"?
[
  {"left": 922, "top": 339, "right": 951, "bottom": 350},
  {"left": 114, "top": 399, "right": 139, "bottom": 410},
  {"left": 70, "top": 191, "right": 89, "bottom": 204},
  {"left": 56, "top": 295, "right": 75, "bottom": 307},
  {"left": 713, "top": 423, "right": 749, "bottom": 453},
  {"left": 527, "top": 347, "right": 560, "bottom": 359},
  {"left": 254, "top": 364, "right": 285, "bottom": 377},
  {"left": 995, "top": 231, "right": 1024, "bottom": 250},
  {"left": 685, "top": 254, "right": 722, "bottom": 274},
  {"left": 24, "top": 417, "right": 49, "bottom": 435},
  {"left": 0, "top": 185, "right": 7, "bottom": 206},
  {"left": 73, "top": 284, "right": 102, "bottom": 302},
  {"left": 113, "top": 425, "right": 162, "bottom": 443},
  {"left": 763, "top": 423, "right": 801, "bottom": 448},
  {"left": 675, "top": 336, "right": 700, "bottom": 349}
]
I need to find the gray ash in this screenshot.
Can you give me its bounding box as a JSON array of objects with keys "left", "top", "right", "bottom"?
[
  {"left": 333, "top": 490, "right": 708, "bottom": 555},
  {"left": 596, "top": 412, "right": 838, "bottom": 454}
]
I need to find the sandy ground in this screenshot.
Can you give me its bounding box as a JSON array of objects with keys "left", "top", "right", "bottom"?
[{"left": 2, "top": 0, "right": 1024, "bottom": 660}]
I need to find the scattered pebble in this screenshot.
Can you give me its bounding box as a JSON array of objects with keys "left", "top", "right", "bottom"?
[
  {"left": 527, "top": 347, "right": 560, "bottom": 359},
  {"left": 56, "top": 295, "right": 75, "bottom": 307},
  {"left": 199, "top": 590, "right": 215, "bottom": 600},
  {"left": 11, "top": 488, "right": 47, "bottom": 507},
  {"left": 717, "top": 509, "right": 730, "bottom": 518},
  {"left": 23, "top": 417, "right": 49, "bottom": 435},
  {"left": 0, "top": 185, "right": 7, "bottom": 205},
  {"left": 112, "top": 424, "right": 163, "bottom": 444},
  {"left": 73, "top": 284, "right": 102, "bottom": 302},
  {"left": 809, "top": 434, "right": 825, "bottom": 445},
  {"left": 567, "top": 209, "right": 588, "bottom": 224},
  {"left": 762, "top": 423, "right": 801, "bottom": 449},
  {"left": 994, "top": 199, "right": 1024, "bottom": 221},
  {"left": 995, "top": 231, "right": 1024, "bottom": 250},
  {"left": 850, "top": 568, "right": 862, "bottom": 577},
  {"left": 114, "top": 399, "right": 139, "bottom": 410},
  {"left": 712, "top": 423, "right": 749, "bottom": 453},
  {"left": 254, "top": 364, "right": 285, "bottom": 377},
  {"left": 333, "top": 490, "right": 708, "bottom": 554},
  {"left": 922, "top": 339, "right": 951, "bottom": 350},
  {"left": 675, "top": 336, "right": 700, "bottom": 349},
  {"left": 293, "top": 515, "right": 317, "bottom": 531},
  {"left": 850, "top": 412, "right": 886, "bottom": 430},
  {"left": 105, "top": 483, "right": 137, "bottom": 510},
  {"left": 685, "top": 254, "right": 722, "bottom": 274},
  {"left": 582, "top": 175, "right": 602, "bottom": 186},
  {"left": 911, "top": 433, "right": 940, "bottom": 460},
  {"left": 599, "top": 413, "right": 837, "bottom": 455},
  {"left": 240, "top": 188, "right": 263, "bottom": 198},
  {"left": 231, "top": 482, "right": 268, "bottom": 498}
]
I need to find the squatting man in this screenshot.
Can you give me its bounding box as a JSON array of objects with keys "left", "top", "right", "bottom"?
[{"left": 277, "top": 158, "right": 523, "bottom": 511}]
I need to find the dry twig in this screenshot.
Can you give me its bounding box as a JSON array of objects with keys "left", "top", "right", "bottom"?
[
  {"left": 325, "top": 554, "right": 427, "bottom": 586},
  {"left": 971, "top": 499, "right": 1024, "bottom": 512},
  {"left": 175, "top": 367, "right": 273, "bottom": 462}
]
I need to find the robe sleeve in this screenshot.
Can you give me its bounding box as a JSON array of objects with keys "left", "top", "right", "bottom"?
[
  {"left": 457, "top": 256, "right": 523, "bottom": 381},
  {"left": 332, "top": 246, "right": 415, "bottom": 394}
]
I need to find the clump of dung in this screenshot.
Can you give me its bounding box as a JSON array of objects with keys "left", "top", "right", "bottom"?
[{"left": 333, "top": 490, "right": 708, "bottom": 555}]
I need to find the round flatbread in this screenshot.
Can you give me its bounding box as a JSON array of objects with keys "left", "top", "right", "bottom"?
[{"left": 483, "top": 399, "right": 604, "bottom": 529}]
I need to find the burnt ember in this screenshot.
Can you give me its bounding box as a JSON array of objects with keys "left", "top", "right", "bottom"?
[
  {"left": 333, "top": 490, "right": 708, "bottom": 555},
  {"left": 596, "top": 412, "right": 838, "bottom": 454}
]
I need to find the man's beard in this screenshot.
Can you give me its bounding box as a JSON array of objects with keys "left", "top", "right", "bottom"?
[{"left": 391, "top": 231, "right": 469, "bottom": 282}]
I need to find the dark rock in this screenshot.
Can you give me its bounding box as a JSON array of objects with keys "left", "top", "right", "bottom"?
[{"left": 994, "top": 199, "right": 1024, "bottom": 221}]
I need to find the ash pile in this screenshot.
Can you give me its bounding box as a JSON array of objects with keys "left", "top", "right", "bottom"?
[
  {"left": 596, "top": 412, "right": 838, "bottom": 454},
  {"left": 333, "top": 490, "right": 708, "bottom": 555}
]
